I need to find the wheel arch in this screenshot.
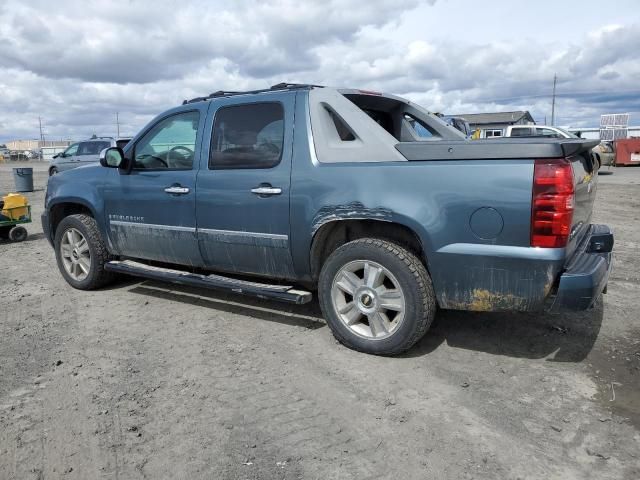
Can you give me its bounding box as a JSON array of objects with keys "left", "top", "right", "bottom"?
[
  {"left": 309, "top": 219, "right": 429, "bottom": 281},
  {"left": 49, "top": 200, "right": 99, "bottom": 240}
]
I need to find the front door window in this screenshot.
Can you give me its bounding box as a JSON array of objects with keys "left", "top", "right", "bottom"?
[
  {"left": 64, "top": 143, "right": 79, "bottom": 157},
  {"left": 134, "top": 111, "right": 200, "bottom": 170}
]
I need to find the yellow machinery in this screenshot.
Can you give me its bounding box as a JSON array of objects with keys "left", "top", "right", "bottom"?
[
  {"left": 0, "top": 193, "right": 31, "bottom": 242},
  {"left": 1, "top": 193, "right": 29, "bottom": 220}
]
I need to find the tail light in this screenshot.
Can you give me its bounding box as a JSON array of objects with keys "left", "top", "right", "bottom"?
[{"left": 531, "top": 159, "right": 574, "bottom": 248}]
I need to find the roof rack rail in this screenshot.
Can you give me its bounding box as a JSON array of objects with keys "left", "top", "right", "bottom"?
[
  {"left": 182, "top": 83, "right": 323, "bottom": 105},
  {"left": 269, "top": 82, "right": 324, "bottom": 90}
]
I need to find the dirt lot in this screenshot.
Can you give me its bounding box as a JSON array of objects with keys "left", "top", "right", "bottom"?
[{"left": 1, "top": 162, "right": 639, "bottom": 480}]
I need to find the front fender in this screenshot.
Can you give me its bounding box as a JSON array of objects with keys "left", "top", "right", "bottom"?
[{"left": 45, "top": 168, "right": 108, "bottom": 242}]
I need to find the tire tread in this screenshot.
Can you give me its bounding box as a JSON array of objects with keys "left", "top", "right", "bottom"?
[
  {"left": 55, "top": 214, "right": 115, "bottom": 289},
  {"left": 319, "top": 238, "right": 436, "bottom": 355}
]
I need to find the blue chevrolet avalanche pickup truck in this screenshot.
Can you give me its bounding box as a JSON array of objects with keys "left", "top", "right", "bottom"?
[{"left": 42, "top": 83, "right": 613, "bottom": 355}]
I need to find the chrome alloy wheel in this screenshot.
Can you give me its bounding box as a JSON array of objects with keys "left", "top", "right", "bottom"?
[
  {"left": 330, "top": 260, "right": 406, "bottom": 339},
  {"left": 60, "top": 228, "right": 91, "bottom": 281}
]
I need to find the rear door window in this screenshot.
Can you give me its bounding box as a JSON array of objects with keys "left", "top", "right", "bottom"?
[{"left": 209, "top": 102, "right": 284, "bottom": 169}]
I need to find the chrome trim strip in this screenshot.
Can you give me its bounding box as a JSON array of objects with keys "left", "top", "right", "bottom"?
[
  {"left": 109, "top": 220, "right": 196, "bottom": 233},
  {"left": 198, "top": 228, "right": 288, "bottom": 241},
  {"left": 437, "top": 243, "right": 564, "bottom": 261},
  {"left": 109, "top": 222, "right": 288, "bottom": 241}
]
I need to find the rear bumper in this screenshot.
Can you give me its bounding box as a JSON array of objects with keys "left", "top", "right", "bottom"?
[{"left": 550, "top": 224, "right": 614, "bottom": 311}]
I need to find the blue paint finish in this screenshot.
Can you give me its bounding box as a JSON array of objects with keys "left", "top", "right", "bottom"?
[
  {"left": 42, "top": 86, "right": 612, "bottom": 313},
  {"left": 469, "top": 207, "right": 503, "bottom": 240},
  {"left": 311, "top": 202, "right": 394, "bottom": 235},
  {"left": 290, "top": 91, "right": 542, "bottom": 308},
  {"left": 195, "top": 91, "right": 297, "bottom": 279},
  {"left": 44, "top": 166, "right": 109, "bottom": 240},
  {"left": 101, "top": 101, "right": 211, "bottom": 266},
  {"left": 551, "top": 225, "right": 613, "bottom": 311}
]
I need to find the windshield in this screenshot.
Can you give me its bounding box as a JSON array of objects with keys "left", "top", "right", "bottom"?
[{"left": 554, "top": 127, "right": 578, "bottom": 138}]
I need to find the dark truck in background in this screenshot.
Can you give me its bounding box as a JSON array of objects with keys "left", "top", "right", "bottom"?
[{"left": 42, "top": 83, "right": 613, "bottom": 355}]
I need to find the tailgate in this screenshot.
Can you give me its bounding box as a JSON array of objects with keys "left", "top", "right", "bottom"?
[{"left": 564, "top": 140, "right": 599, "bottom": 259}]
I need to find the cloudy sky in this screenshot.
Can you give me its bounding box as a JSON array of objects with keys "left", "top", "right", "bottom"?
[{"left": 1, "top": 0, "right": 639, "bottom": 143}]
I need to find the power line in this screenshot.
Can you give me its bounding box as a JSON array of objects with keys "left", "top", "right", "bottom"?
[{"left": 480, "top": 87, "right": 640, "bottom": 104}]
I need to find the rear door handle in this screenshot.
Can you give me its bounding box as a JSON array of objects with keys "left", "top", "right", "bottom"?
[
  {"left": 251, "top": 186, "right": 282, "bottom": 196},
  {"left": 164, "top": 185, "right": 190, "bottom": 195}
]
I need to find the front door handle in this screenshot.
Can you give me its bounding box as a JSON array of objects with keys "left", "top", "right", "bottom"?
[
  {"left": 251, "top": 186, "right": 282, "bottom": 196},
  {"left": 164, "top": 185, "right": 190, "bottom": 195},
  {"left": 251, "top": 185, "right": 282, "bottom": 195}
]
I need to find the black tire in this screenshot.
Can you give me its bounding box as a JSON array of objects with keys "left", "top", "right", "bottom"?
[
  {"left": 8, "top": 226, "right": 27, "bottom": 242},
  {"left": 49, "top": 167, "right": 58, "bottom": 176},
  {"left": 0, "top": 226, "right": 11, "bottom": 239},
  {"left": 54, "top": 213, "right": 115, "bottom": 289},
  {"left": 318, "top": 238, "right": 436, "bottom": 355}
]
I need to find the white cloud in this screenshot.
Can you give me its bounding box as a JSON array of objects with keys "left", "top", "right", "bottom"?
[{"left": 0, "top": 0, "right": 638, "bottom": 142}]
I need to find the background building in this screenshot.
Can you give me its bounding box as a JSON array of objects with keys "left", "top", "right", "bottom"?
[
  {"left": 5, "top": 139, "right": 72, "bottom": 151},
  {"left": 454, "top": 111, "right": 535, "bottom": 138}
]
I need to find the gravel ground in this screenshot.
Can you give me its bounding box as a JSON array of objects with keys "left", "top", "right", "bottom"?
[{"left": 1, "top": 161, "right": 639, "bottom": 480}]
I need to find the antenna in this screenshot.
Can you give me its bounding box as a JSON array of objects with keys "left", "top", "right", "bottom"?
[
  {"left": 550, "top": 74, "right": 557, "bottom": 126},
  {"left": 116, "top": 112, "right": 120, "bottom": 138}
]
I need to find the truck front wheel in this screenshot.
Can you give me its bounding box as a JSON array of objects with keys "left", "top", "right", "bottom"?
[
  {"left": 318, "top": 238, "right": 436, "bottom": 355},
  {"left": 54, "top": 214, "right": 115, "bottom": 290}
]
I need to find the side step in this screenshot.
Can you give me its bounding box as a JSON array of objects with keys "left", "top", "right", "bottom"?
[{"left": 105, "top": 260, "right": 312, "bottom": 305}]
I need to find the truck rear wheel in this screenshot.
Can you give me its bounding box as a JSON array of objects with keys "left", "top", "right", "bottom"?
[
  {"left": 54, "top": 214, "right": 115, "bottom": 290},
  {"left": 318, "top": 238, "right": 436, "bottom": 355}
]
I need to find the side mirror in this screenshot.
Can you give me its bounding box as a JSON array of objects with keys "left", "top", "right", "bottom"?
[{"left": 100, "top": 147, "right": 125, "bottom": 168}]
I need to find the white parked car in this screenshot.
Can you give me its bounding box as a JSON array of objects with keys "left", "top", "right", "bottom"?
[
  {"left": 505, "top": 125, "right": 612, "bottom": 170},
  {"left": 505, "top": 125, "right": 577, "bottom": 139}
]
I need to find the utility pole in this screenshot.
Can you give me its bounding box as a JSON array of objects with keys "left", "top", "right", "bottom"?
[
  {"left": 550, "top": 74, "right": 557, "bottom": 126},
  {"left": 116, "top": 112, "right": 120, "bottom": 138},
  {"left": 38, "top": 116, "right": 45, "bottom": 145}
]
